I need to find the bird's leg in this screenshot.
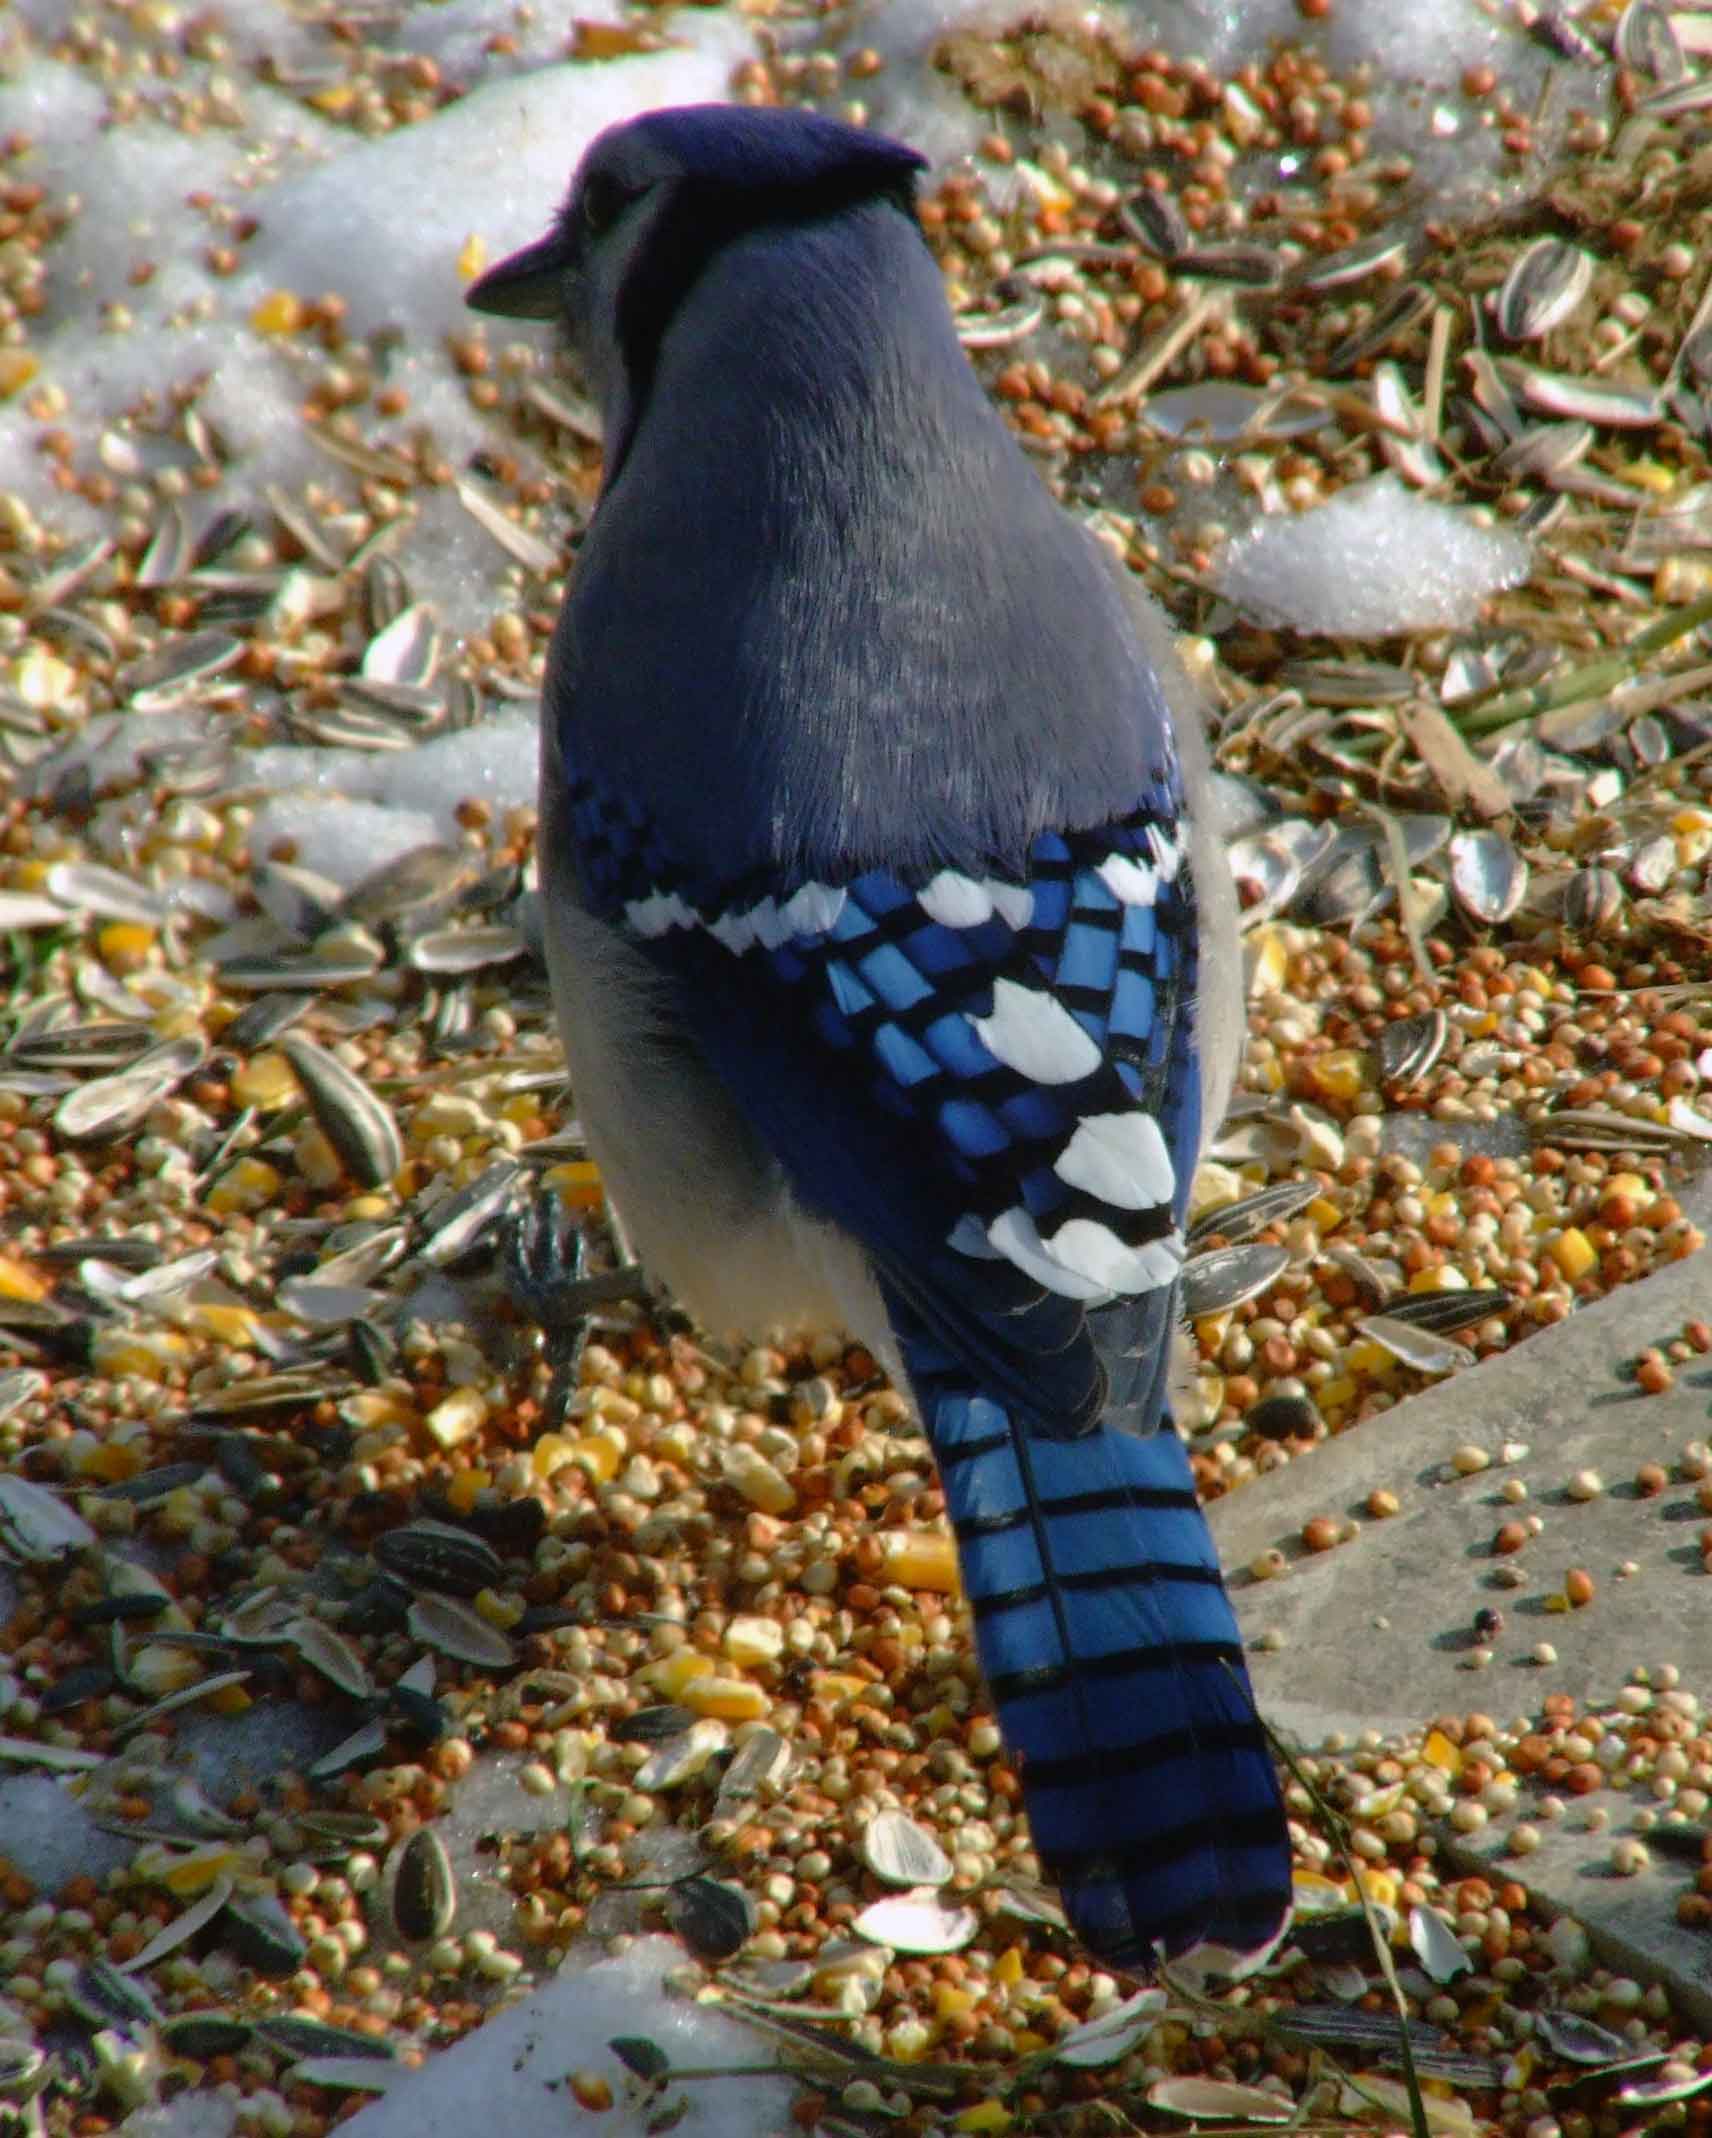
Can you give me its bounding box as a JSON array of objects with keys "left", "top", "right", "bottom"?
[{"left": 501, "top": 1187, "right": 650, "bottom": 1428}]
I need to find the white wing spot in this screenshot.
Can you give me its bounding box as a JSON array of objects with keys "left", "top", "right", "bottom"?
[
  {"left": 918, "top": 872, "right": 994, "bottom": 929},
  {"left": 986, "top": 1206, "right": 1109, "bottom": 1302},
  {"left": 973, "top": 979, "right": 1101, "bottom": 1086},
  {"left": 626, "top": 890, "right": 696, "bottom": 938},
  {"left": 1147, "top": 824, "right": 1184, "bottom": 881},
  {"left": 1054, "top": 1111, "right": 1175, "bottom": 1210},
  {"left": 1046, "top": 1218, "right": 1183, "bottom": 1294},
  {"left": 782, "top": 881, "right": 846, "bottom": 936},
  {"left": 986, "top": 880, "right": 1035, "bottom": 931},
  {"left": 1096, "top": 853, "right": 1159, "bottom": 906}
]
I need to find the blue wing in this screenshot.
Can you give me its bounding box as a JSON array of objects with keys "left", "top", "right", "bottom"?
[{"left": 567, "top": 766, "right": 1291, "bottom": 1967}]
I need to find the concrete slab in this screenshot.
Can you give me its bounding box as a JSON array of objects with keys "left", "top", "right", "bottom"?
[
  {"left": 1210, "top": 1244, "right": 1712, "bottom": 1743},
  {"left": 1208, "top": 1245, "right": 1712, "bottom": 2027}
]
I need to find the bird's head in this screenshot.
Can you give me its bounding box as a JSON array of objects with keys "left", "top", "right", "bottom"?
[{"left": 465, "top": 104, "right": 926, "bottom": 460}]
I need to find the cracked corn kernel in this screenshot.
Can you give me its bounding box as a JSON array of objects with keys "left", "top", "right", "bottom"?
[
  {"left": 1549, "top": 1227, "right": 1597, "bottom": 1281},
  {"left": 229, "top": 1052, "right": 299, "bottom": 1110},
  {"left": 424, "top": 1387, "right": 487, "bottom": 1452},
  {"left": 204, "top": 1157, "right": 283, "bottom": 1214},
  {"left": 879, "top": 1531, "right": 960, "bottom": 1592},
  {"left": 0, "top": 1255, "right": 48, "bottom": 1303},
  {"left": 724, "top": 1616, "right": 785, "bottom": 1668},
  {"left": 250, "top": 289, "right": 307, "bottom": 334},
  {"left": 679, "top": 1675, "right": 771, "bottom": 1721}
]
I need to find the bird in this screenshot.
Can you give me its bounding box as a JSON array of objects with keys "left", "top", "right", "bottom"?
[{"left": 466, "top": 102, "right": 1291, "bottom": 1974}]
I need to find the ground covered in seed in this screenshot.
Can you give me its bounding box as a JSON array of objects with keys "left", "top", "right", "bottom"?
[{"left": 9, "top": 1, "right": 1712, "bottom": 2135}]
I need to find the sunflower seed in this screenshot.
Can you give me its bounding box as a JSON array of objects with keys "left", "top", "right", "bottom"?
[
  {"left": 375, "top": 1520, "right": 503, "bottom": 1596},
  {"left": 1186, "top": 1180, "right": 1317, "bottom": 1249},
  {"left": 0, "top": 890, "right": 70, "bottom": 930},
  {"left": 414, "top": 1159, "right": 524, "bottom": 1265},
  {"left": 45, "top": 862, "right": 166, "bottom": 927},
  {"left": 163, "top": 2014, "right": 255, "bottom": 2058},
  {"left": 279, "top": 1034, "right": 403, "bottom": 1189},
  {"left": 956, "top": 292, "right": 1046, "bottom": 348},
  {"left": 8, "top": 1020, "right": 155, "bottom": 1070},
  {"left": 1296, "top": 230, "right": 1409, "bottom": 292},
  {"left": 122, "top": 629, "right": 245, "bottom": 709},
  {"left": 1356, "top": 1315, "right": 1473, "bottom": 1375},
  {"left": 1511, "top": 366, "right": 1664, "bottom": 428},
  {"left": 861, "top": 1811, "right": 953, "bottom": 1889},
  {"left": 341, "top": 843, "right": 478, "bottom": 927},
  {"left": 135, "top": 499, "right": 195, "bottom": 589},
  {"left": 1616, "top": 0, "right": 1686, "bottom": 79},
  {"left": 715, "top": 1727, "right": 791, "bottom": 1812},
  {"left": 407, "top": 1592, "right": 517, "bottom": 1670},
  {"left": 256, "top": 2015, "right": 396, "bottom": 2061},
  {"left": 0, "top": 1488, "right": 97, "bottom": 1573},
  {"left": 1533, "top": 1107, "right": 1687, "bottom": 1152},
  {"left": 852, "top": 1888, "right": 979, "bottom": 1954},
  {"left": 1120, "top": 188, "right": 1190, "bottom": 260},
  {"left": 282, "top": 1616, "right": 373, "bottom": 1699},
  {"left": 223, "top": 992, "right": 312, "bottom": 1051},
  {"left": 1147, "top": 2077, "right": 1295, "bottom": 2123},
  {"left": 1380, "top": 1288, "right": 1511, "bottom": 1335},
  {"left": 1448, "top": 829, "right": 1528, "bottom": 924},
  {"left": 454, "top": 476, "right": 560, "bottom": 572},
  {"left": 666, "top": 1874, "right": 756, "bottom": 1960},
  {"left": 1492, "top": 419, "right": 1593, "bottom": 483},
  {"left": 250, "top": 860, "right": 344, "bottom": 943},
  {"left": 1534, "top": 2010, "right": 1633, "bottom": 2064},
  {"left": 0, "top": 1475, "right": 97, "bottom": 1562},
  {"left": 1373, "top": 362, "right": 1441, "bottom": 486},
  {"left": 1180, "top": 1242, "right": 1291, "bottom": 1318},
  {"left": 386, "top": 1826, "right": 456, "bottom": 1943},
  {"left": 1176, "top": 242, "right": 1284, "bottom": 288},
  {"left": 307, "top": 1717, "right": 390, "bottom": 1782},
  {"left": 54, "top": 1035, "right": 205, "bottom": 1140},
  {"left": 1495, "top": 240, "right": 1593, "bottom": 344},
  {"left": 406, "top": 923, "right": 528, "bottom": 974},
  {"left": 1562, "top": 865, "right": 1625, "bottom": 932},
  {"left": 1325, "top": 282, "right": 1435, "bottom": 371},
  {"left": 1373, "top": 1009, "right": 1448, "bottom": 1085},
  {"left": 635, "top": 1718, "right": 730, "bottom": 1790}
]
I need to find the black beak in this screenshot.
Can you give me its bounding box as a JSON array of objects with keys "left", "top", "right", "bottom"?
[{"left": 464, "top": 228, "right": 571, "bottom": 319}]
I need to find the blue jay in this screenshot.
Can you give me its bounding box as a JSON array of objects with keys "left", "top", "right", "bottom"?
[{"left": 467, "top": 104, "right": 1290, "bottom": 1972}]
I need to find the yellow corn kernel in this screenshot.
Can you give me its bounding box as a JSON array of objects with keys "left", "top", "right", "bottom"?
[
  {"left": 1316, "top": 1375, "right": 1358, "bottom": 1411},
  {"left": 11, "top": 648, "right": 77, "bottom": 708},
  {"left": 813, "top": 1674, "right": 866, "bottom": 1708},
  {"left": 424, "top": 1387, "right": 487, "bottom": 1452},
  {"left": 1308, "top": 1048, "right": 1372, "bottom": 1101},
  {"left": 724, "top": 1616, "right": 784, "bottom": 1669},
  {"left": 994, "top": 1946, "right": 1025, "bottom": 1987},
  {"left": 572, "top": 1427, "right": 626, "bottom": 1484},
  {"left": 294, "top": 1124, "right": 344, "bottom": 1190},
  {"left": 934, "top": 1985, "right": 977, "bottom": 2020},
  {"left": 0, "top": 350, "right": 38, "bottom": 398},
  {"left": 97, "top": 921, "right": 155, "bottom": 973},
  {"left": 445, "top": 1467, "right": 490, "bottom": 1514},
  {"left": 648, "top": 1649, "right": 716, "bottom": 1698},
  {"left": 89, "top": 1328, "right": 191, "bottom": 1379},
  {"left": 1245, "top": 926, "right": 1288, "bottom": 997},
  {"left": 542, "top": 1160, "right": 605, "bottom": 1209},
  {"left": 879, "top": 1530, "right": 960, "bottom": 1593},
  {"left": 178, "top": 1303, "right": 268, "bottom": 1345},
  {"left": 1407, "top": 1265, "right": 1467, "bottom": 1294},
  {"left": 530, "top": 1433, "right": 575, "bottom": 1480},
  {"left": 948, "top": 2095, "right": 1017, "bottom": 2129},
  {"left": 1627, "top": 457, "right": 1677, "bottom": 495},
  {"left": 722, "top": 1445, "right": 795, "bottom": 1515},
  {"left": 457, "top": 233, "right": 487, "bottom": 282},
  {"left": 1355, "top": 1869, "right": 1400, "bottom": 1911},
  {"left": 251, "top": 289, "right": 306, "bottom": 333},
  {"left": 0, "top": 1254, "right": 48, "bottom": 1303},
  {"left": 204, "top": 1157, "right": 282, "bottom": 1215},
  {"left": 1307, "top": 1195, "right": 1343, "bottom": 1231},
  {"left": 210, "top": 1681, "right": 252, "bottom": 1717},
  {"left": 1548, "top": 1227, "right": 1597, "bottom": 1282},
  {"left": 1422, "top": 1728, "right": 1463, "bottom": 1776},
  {"left": 1344, "top": 1340, "right": 1399, "bottom": 1379},
  {"left": 475, "top": 1587, "right": 524, "bottom": 1630},
  {"left": 1011, "top": 2032, "right": 1049, "bottom": 2056},
  {"left": 342, "top": 1193, "right": 392, "bottom": 1222},
  {"left": 341, "top": 1389, "right": 418, "bottom": 1431},
  {"left": 229, "top": 1053, "right": 299, "bottom": 1111},
  {"left": 68, "top": 1439, "right": 145, "bottom": 1483},
  {"left": 1606, "top": 1171, "right": 1653, "bottom": 1207},
  {"left": 679, "top": 1674, "right": 771, "bottom": 1722}
]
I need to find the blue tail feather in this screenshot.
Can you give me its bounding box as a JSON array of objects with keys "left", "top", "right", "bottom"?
[{"left": 900, "top": 1314, "right": 1290, "bottom": 1969}]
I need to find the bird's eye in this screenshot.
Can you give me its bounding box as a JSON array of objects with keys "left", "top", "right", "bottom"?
[{"left": 580, "top": 173, "right": 629, "bottom": 237}]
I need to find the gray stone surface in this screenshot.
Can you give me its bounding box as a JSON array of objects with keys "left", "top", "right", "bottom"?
[
  {"left": 1208, "top": 1245, "right": 1712, "bottom": 2025},
  {"left": 1211, "top": 1244, "right": 1712, "bottom": 1741}
]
